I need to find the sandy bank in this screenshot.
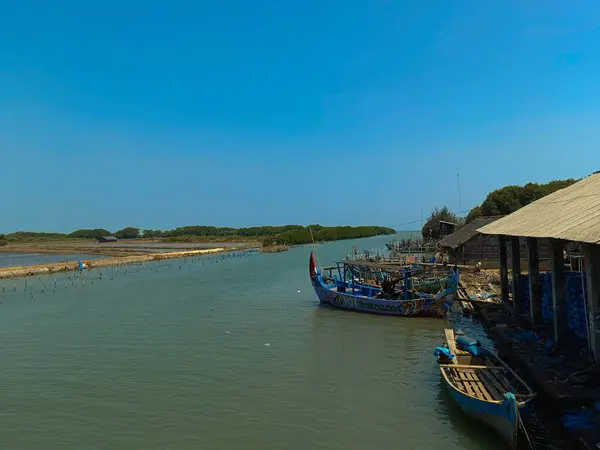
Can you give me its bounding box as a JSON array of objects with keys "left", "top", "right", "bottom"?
[
  {"left": 0, "top": 247, "right": 233, "bottom": 280},
  {"left": 0, "top": 239, "right": 254, "bottom": 258}
]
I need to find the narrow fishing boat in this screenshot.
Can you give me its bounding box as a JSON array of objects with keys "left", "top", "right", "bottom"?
[
  {"left": 309, "top": 252, "right": 457, "bottom": 318},
  {"left": 434, "top": 329, "right": 535, "bottom": 448},
  {"left": 468, "top": 293, "right": 502, "bottom": 312}
]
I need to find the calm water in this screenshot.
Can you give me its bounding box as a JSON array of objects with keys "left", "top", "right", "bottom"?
[
  {"left": 0, "top": 252, "right": 105, "bottom": 268},
  {"left": 0, "top": 235, "right": 508, "bottom": 450}
]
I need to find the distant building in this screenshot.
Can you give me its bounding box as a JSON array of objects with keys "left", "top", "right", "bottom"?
[
  {"left": 97, "top": 236, "right": 118, "bottom": 243},
  {"left": 439, "top": 217, "right": 552, "bottom": 269}
]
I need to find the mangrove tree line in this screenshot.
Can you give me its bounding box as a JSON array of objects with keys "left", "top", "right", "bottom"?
[
  {"left": 465, "top": 178, "right": 578, "bottom": 223},
  {"left": 1, "top": 225, "right": 396, "bottom": 245}
]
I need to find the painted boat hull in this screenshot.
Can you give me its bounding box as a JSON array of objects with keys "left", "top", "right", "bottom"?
[
  {"left": 442, "top": 377, "right": 531, "bottom": 447},
  {"left": 310, "top": 275, "right": 455, "bottom": 318}
]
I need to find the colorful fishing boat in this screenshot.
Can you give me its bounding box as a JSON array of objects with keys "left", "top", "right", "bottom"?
[
  {"left": 434, "top": 329, "right": 535, "bottom": 448},
  {"left": 309, "top": 252, "right": 457, "bottom": 318}
]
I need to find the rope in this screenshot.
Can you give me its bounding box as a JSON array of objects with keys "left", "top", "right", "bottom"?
[
  {"left": 308, "top": 226, "right": 321, "bottom": 270},
  {"left": 514, "top": 393, "right": 537, "bottom": 399},
  {"left": 516, "top": 403, "right": 534, "bottom": 450}
]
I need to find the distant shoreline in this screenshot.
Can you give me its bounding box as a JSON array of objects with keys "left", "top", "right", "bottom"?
[
  {"left": 0, "top": 230, "right": 405, "bottom": 278},
  {"left": 1, "top": 225, "right": 395, "bottom": 249}
]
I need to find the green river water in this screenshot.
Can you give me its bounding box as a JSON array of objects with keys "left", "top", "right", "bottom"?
[{"left": 0, "top": 235, "right": 514, "bottom": 450}]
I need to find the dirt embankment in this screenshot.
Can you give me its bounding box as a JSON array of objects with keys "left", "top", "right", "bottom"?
[
  {"left": 0, "top": 239, "right": 259, "bottom": 258},
  {"left": 0, "top": 240, "right": 154, "bottom": 257},
  {"left": 0, "top": 248, "right": 233, "bottom": 280}
]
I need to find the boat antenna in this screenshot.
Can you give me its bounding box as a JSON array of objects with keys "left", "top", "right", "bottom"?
[
  {"left": 457, "top": 173, "right": 462, "bottom": 213},
  {"left": 308, "top": 226, "right": 321, "bottom": 269}
]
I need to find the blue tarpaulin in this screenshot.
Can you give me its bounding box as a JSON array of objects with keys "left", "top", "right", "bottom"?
[
  {"left": 456, "top": 335, "right": 483, "bottom": 356},
  {"left": 562, "top": 409, "right": 599, "bottom": 430},
  {"left": 433, "top": 346, "right": 455, "bottom": 360}
]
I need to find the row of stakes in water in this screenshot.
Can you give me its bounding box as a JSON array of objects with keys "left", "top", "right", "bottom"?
[{"left": 0, "top": 250, "right": 257, "bottom": 302}]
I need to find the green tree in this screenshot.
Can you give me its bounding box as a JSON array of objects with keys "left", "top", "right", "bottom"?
[
  {"left": 480, "top": 186, "right": 522, "bottom": 216},
  {"left": 518, "top": 183, "right": 544, "bottom": 206},
  {"left": 0, "top": 234, "right": 7, "bottom": 246},
  {"left": 142, "top": 229, "right": 164, "bottom": 238},
  {"left": 6, "top": 232, "right": 69, "bottom": 242},
  {"left": 464, "top": 205, "right": 482, "bottom": 224},
  {"left": 270, "top": 225, "right": 395, "bottom": 246},
  {"left": 115, "top": 227, "right": 141, "bottom": 239},
  {"left": 69, "top": 229, "right": 112, "bottom": 239},
  {"left": 421, "top": 206, "right": 460, "bottom": 239},
  {"left": 262, "top": 236, "right": 276, "bottom": 247},
  {"left": 466, "top": 178, "right": 578, "bottom": 219}
]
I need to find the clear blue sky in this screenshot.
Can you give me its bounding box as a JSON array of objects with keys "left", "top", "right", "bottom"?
[{"left": 2, "top": 0, "right": 600, "bottom": 233}]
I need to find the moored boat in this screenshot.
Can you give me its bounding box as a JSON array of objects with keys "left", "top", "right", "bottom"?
[
  {"left": 434, "top": 329, "right": 535, "bottom": 448},
  {"left": 468, "top": 293, "right": 502, "bottom": 312},
  {"left": 309, "top": 252, "right": 457, "bottom": 318}
]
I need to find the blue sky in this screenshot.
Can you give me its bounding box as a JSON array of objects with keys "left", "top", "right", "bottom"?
[{"left": 2, "top": 0, "right": 600, "bottom": 232}]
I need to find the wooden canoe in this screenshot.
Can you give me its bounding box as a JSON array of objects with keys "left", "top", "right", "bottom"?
[{"left": 437, "top": 329, "right": 535, "bottom": 448}]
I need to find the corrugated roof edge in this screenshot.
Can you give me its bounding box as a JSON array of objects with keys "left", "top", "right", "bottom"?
[{"left": 476, "top": 172, "right": 600, "bottom": 244}]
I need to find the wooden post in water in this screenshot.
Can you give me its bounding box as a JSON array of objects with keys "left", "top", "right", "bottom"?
[
  {"left": 498, "top": 235, "right": 509, "bottom": 303},
  {"left": 551, "top": 239, "right": 567, "bottom": 344},
  {"left": 510, "top": 237, "right": 522, "bottom": 313},
  {"left": 527, "top": 237, "right": 542, "bottom": 327},
  {"left": 584, "top": 244, "right": 600, "bottom": 361}
]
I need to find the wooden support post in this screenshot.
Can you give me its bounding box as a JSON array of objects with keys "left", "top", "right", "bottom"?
[
  {"left": 551, "top": 239, "right": 567, "bottom": 344},
  {"left": 584, "top": 244, "right": 600, "bottom": 362},
  {"left": 527, "top": 237, "right": 542, "bottom": 327},
  {"left": 498, "top": 235, "right": 509, "bottom": 303},
  {"left": 511, "top": 236, "right": 522, "bottom": 313}
]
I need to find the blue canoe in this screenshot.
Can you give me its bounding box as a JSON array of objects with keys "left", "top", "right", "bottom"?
[{"left": 436, "top": 329, "right": 535, "bottom": 448}]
